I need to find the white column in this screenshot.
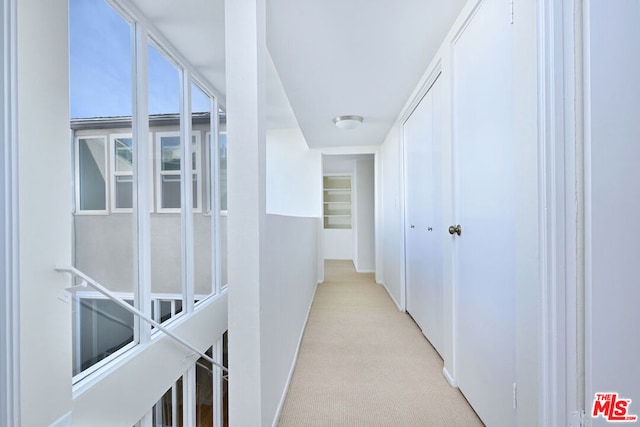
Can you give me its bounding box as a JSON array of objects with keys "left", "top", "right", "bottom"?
[{"left": 225, "top": 0, "right": 267, "bottom": 425}]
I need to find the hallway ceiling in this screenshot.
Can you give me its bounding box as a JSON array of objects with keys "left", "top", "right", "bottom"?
[{"left": 129, "top": 0, "right": 467, "bottom": 147}]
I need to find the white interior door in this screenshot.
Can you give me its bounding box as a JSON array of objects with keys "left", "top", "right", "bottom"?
[
  {"left": 404, "top": 76, "right": 444, "bottom": 355},
  {"left": 452, "top": 0, "right": 516, "bottom": 425},
  {"left": 586, "top": 2, "right": 640, "bottom": 424}
]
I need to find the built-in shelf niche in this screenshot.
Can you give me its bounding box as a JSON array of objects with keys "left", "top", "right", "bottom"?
[{"left": 323, "top": 175, "right": 352, "bottom": 229}]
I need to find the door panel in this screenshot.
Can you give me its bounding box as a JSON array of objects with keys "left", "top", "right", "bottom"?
[
  {"left": 452, "top": 0, "right": 516, "bottom": 425},
  {"left": 404, "top": 76, "right": 444, "bottom": 355},
  {"left": 587, "top": 2, "right": 640, "bottom": 425}
]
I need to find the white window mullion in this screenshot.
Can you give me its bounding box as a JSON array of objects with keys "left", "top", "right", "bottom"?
[
  {"left": 181, "top": 71, "right": 195, "bottom": 313},
  {"left": 211, "top": 99, "right": 221, "bottom": 295},
  {"left": 214, "top": 334, "right": 224, "bottom": 427},
  {"left": 184, "top": 366, "right": 196, "bottom": 427},
  {"left": 1, "top": 0, "right": 20, "bottom": 422},
  {"left": 171, "top": 383, "right": 178, "bottom": 426},
  {"left": 133, "top": 21, "right": 151, "bottom": 344}
]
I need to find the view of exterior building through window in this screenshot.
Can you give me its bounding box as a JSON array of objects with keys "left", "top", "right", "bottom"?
[{"left": 69, "top": 0, "right": 228, "bottom": 424}]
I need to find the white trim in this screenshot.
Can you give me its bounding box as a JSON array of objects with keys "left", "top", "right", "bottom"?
[
  {"left": 442, "top": 367, "right": 457, "bottom": 388},
  {"left": 380, "top": 280, "right": 402, "bottom": 312},
  {"left": 537, "top": 0, "right": 581, "bottom": 425},
  {"left": 581, "top": 0, "right": 591, "bottom": 417},
  {"left": 1, "top": 0, "right": 19, "bottom": 423}
]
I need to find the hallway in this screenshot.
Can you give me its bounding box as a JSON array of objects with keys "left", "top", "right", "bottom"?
[{"left": 278, "top": 261, "right": 483, "bottom": 426}]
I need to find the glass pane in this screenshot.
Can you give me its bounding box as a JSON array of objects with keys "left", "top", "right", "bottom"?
[
  {"left": 78, "top": 137, "right": 106, "bottom": 211},
  {"left": 69, "top": 0, "right": 132, "bottom": 119},
  {"left": 114, "top": 137, "right": 133, "bottom": 172},
  {"left": 115, "top": 175, "right": 133, "bottom": 209},
  {"left": 161, "top": 136, "right": 181, "bottom": 171},
  {"left": 149, "top": 43, "right": 183, "bottom": 318},
  {"left": 192, "top": 84, "right": 214, "bottom": 302},
  {"left": 151, "top": 376, "right": 183, "bottom": 426},
  {"left": 195, "top": 347, "right": 214, "bottom": 426},
  {"left": 70, "top": 0, "right": 136, "bottom": 377},
  {"left": 161, "top": 175, "right": 181, "bottom": 209},
  {"left": 73, "top": 298, "right": 134, "bottom": 376}
]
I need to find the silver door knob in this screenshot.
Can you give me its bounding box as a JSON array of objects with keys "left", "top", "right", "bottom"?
[{"left": 448, "top": 225, "right": 462, "bottom": 236}]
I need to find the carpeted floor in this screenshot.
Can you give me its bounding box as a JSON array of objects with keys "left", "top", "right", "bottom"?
[{"left": 277, "top": 260, "right": 484, "bottom": 426}]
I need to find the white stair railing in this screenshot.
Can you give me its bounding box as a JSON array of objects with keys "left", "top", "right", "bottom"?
[{"left": 56, "top": 266, "right": 228, "bottom": 378}]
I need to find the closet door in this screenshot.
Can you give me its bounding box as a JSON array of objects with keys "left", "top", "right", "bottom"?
[
  {"left": 404, "top": 76, "right": 443, "bottom": 355},
  {"left": 452, "top": 0, "right": 516, "bottom": 425},
  {"left": 586, "top": 2, "right": 640, "bottom": 424}
]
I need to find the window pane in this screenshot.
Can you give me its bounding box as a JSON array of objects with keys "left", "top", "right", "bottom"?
[
  {"left": 161, "top": 137, "right": 181, "bottom": 171},
  {"left": 195, "top": 347, "right": 214, "bottom": 426},
  {"left": 151, "top": 376, "right": 183, "bottom": 426},
  {"left": 73, "top": 298, "right": 134, "bottom": 376},
  {"left": 192, "top": 84, "right": 214, "bottom": 301},
  {"left": 78, "top": 137, "right": 106, "bottom": 211},
  {"left": 115, "top": 175, "right": 133, "bottom": 209},
  {"left": 114, "top": 137, "right": 133, "bottom": 172},
  {"left": 70, "top": 0, "right": 136, "bottom": 377},
  {"left": 70, "top": 0, "right": 132, "bottom": 119},
  {"left": 161, "top": 175, "right": 181, "bottom": 209},
  {"left": 149, "top": 43, "right": 183, "bottom": 316}
]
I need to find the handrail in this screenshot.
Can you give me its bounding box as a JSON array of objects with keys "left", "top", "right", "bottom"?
[{"left": 55, "top": 266, "right": 228, "bottom": 377}]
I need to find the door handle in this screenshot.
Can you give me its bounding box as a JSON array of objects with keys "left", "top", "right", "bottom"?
[
  {"left": 448, "top": 224, "right": 462, "bottom": 236},
  {"left": 410, "top": 225, "right": 415, "bottom": 229}
]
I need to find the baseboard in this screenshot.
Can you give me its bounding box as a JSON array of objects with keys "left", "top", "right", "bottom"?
[
  {"left": 380, "top": 281, "right": 402, "bottom": 312},
  {"left": 355, "top": 268, "right": 375, "bottom": 273},
  {"left": 271, "top": 281, "right": 319, "bottom": 427},
  {"left": 443, "top": 367, "right": 458, "bottom": 388},
  {"left": 50, "top": 411, "right": 72, "bottom": 427}
]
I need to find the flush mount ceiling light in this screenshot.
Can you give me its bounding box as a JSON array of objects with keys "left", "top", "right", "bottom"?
[{"left": 333, "top": 115, "right": 364, "bottom": 130}]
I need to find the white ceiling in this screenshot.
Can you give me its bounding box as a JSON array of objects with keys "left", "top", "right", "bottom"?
[{"left": 129, "top": 0, "right": 467, "bottom": 148}]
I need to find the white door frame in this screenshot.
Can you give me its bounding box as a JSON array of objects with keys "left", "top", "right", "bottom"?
[
  {"left": 537, "top": 0, "right": 582, "bottom": 424},
  {"left": 1, "top": 0, "right": 20, "bottom": 424}
]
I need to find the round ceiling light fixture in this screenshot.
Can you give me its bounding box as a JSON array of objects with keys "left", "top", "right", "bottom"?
[{"left": 333, "top": 115, "right": 364, "bottom": 130}]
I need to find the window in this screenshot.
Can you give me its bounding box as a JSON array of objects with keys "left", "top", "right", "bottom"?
[
  {"left": 76, "top": 136, "right": 108, "bottom": 212},
  {"left": 112, "top": 134, "right": 133, "bottom": 210},
  {"left": 73, "top": 295, "right": 135, "bottom": 378},
  {"left": 155, "top": 132, "right": 201, "bottom": 212},
  {"left": 70, "top": 0, "right": 136, "bottom": 380},
  {"left": 69, "top": 0, "right": 224, "bottom": 393}
]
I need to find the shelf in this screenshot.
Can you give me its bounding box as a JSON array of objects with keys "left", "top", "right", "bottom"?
[{"left": 323, "top": 174, "right": 352, "bottom": 229}]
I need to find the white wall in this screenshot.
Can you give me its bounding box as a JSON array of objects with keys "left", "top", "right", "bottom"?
[
  {"left": 355, "top": 157, "right": 375, "bottom": 272},
  {"left": 266, "top": 128, "right": 322, "bottom": 217},
  {"left": 261, "top": 215, "right": 318, "bottom": 426},
  {"left": 17, "top": 0, "right": 74, "bottom": 425}
]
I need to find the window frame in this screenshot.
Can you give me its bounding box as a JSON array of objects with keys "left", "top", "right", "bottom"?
[
  {"left": 154, "top": 130, "right": 202, "bottom": 214},
  {"left": 75, "top": 135, "right": 109, "bottom": 215},
  {"left": 110, "top": 133, "right": 135, "bottom": 213},
  {"left": 70, "top": 2, "right": 226, "bottom": 417}
]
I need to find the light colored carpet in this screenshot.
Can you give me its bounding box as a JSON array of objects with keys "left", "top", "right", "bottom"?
[{"left": 277, "top": 260, "right": 484, "bottom": 427}]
